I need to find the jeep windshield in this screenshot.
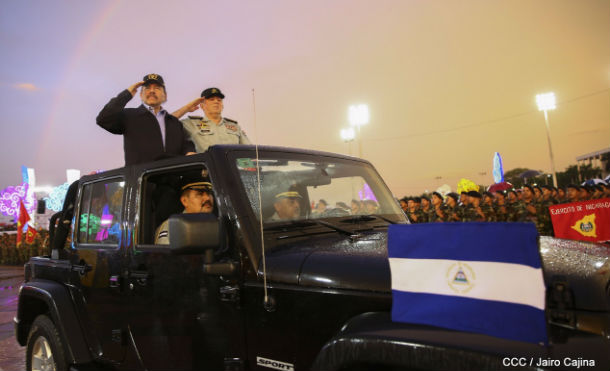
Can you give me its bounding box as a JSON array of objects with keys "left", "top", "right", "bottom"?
[{"left": 232, "top": 151, "right": 407, "bottom": 226}]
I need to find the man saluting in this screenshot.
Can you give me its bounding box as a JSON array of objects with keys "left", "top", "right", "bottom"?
[
  {"left": 173, "top": 87, "right": 250, "bottom": 153},
  {"left": 96, "top": 74, "right": 195, "bottom": 166}
]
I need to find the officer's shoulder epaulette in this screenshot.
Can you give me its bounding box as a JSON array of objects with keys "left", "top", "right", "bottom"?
[
  {"left": 224, "top": 117, "right": 238, "bottom": 124},
  {"left": 187, "top": 115, "right": 203, "bottom": 120}
]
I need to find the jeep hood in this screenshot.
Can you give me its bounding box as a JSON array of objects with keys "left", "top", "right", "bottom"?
[
  {"left": 260, "top": 233, "right": 610, "bottom": 312},
  {"left": 262, "top": 231, "right": 391, "bottom": 293}
]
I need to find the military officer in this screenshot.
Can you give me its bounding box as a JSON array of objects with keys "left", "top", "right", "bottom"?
[
  {"left": 173, "top": 87, "right": 250, "bottom": 152},
  {"left": 155, "top": 178, "right": 214, "bottom": 245},
  {"left": 269, "top": 191, "right": 302, "bottom": 221}
]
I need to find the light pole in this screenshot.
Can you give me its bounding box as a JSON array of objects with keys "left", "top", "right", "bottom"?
[
  {"left": 340, "top": 127, "right": 357, "bottom": 198},
  {"left": 340, "top": 127, "right": 355, "bottom": 156},
  {"left": 536, "top": 92, "right": 557, "bottom": 187},
  {"left": 348, "top": 104, "right": 369, "bottom": 158}
]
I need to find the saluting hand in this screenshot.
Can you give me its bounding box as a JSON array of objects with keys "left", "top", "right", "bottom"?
[
  {"left": 185, "top": 97, "right": 205, "bottom": 112},
  {"left": 171, "top": 97, "right": 206, "bottom": 118},
  {"left": 128, "top": 81, "right": 145, "bottom": 96}
]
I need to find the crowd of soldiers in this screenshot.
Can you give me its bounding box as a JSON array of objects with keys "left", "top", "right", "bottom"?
[
  {"left": 400, "top": 183, "right": 610, "bottom": 236},
  {"left": 0, "top": 230, "right": 49, "bottom": 265}
]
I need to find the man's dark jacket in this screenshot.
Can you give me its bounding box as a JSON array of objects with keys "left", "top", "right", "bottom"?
[{"left": 96, "top": 89, "right": 195, "bottom": 166}]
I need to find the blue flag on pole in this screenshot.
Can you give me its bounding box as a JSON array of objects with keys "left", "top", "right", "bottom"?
[{"left": 388, "top": 222, "right": 547, "bottom": 344}]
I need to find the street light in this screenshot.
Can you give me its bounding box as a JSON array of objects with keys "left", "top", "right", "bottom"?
[
  {"left": 535, "top": 92, "right": 557, "bottom": 187},
  {"left": 348, "top": 104, "right": 369, "bottom": 157},
  {"left": 340, "top": 127, "right": 355, "bottom": 155}
]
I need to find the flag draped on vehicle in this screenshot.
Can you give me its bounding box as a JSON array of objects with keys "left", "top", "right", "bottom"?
[{"left": 388, "top": 222, "right": 547, "bottom": 344}]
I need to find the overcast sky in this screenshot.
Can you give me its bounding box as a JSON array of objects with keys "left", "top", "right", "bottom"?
[{"left": 1, "top": 0, "right": 608, "bottom": 196}]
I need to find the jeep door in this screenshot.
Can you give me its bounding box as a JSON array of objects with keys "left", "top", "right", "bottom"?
[
  {"left": 71, "top": 172, "right": 129, "bottom": 364},
  {"left": 124, "top": 162, "right": 245, "bottom": 370}
]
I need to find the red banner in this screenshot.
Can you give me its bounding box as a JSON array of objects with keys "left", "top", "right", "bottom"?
[
  {"left": 17, "top": 199, "right": 31, "bottom": 246},
  {"left": 549, "top": 198, "right": 610, "bottom": 242},
  {"left": 25, "top": 225, "right": 38, "bottom": 244}
]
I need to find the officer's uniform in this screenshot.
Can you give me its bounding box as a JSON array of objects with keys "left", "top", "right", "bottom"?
[
  {"left": 181, "top": 87, "right": 251, "bottom": 153},
  {"left": 268, "top": 212, "right": 282, "bottom": 221},
  {"left": 154, "top": 219, "right": 171, "bottom": 245},
  {"left": 182, "top": 115, "right": 250, "bottom": 153}
]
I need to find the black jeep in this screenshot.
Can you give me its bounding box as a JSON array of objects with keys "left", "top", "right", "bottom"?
[{"left": 14, "top": 145, "right": 610, "bottom": 370}]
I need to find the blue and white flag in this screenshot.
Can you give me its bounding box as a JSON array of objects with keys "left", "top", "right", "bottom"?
[{"left": 388, "top": 222, "right": 547, "bottom": 344}]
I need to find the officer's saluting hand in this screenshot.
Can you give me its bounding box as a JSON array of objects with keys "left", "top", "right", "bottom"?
[{"left": 172, "top": 97, "right": 205, "bottom": 119}]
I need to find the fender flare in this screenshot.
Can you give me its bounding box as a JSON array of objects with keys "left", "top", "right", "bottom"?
[
  {"left": 311, "top": 312, "right": 504, "bottom": 371},
  {"left": 16, "top": 279, "right": 92, "bottom": 364}
]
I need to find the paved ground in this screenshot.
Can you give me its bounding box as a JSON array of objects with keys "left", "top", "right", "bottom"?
[{"left": 0, "top": 266, "right": 26, "bottom": 371}]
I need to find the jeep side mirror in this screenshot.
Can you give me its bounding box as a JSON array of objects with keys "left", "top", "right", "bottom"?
[
  {"left": 168, "top": 213, "right": 237, "bottom": 276},
  {"left": 169, "top": 213, "right": 220, "bottom": 254}
]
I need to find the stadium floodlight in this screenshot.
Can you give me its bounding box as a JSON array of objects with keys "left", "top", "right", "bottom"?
[
  {"left": 348, "top": 104, "right": 370, "bottom": 127},
  {"left": 348, "top": 104, "right": 369, "bottom": 157},
  {"left": 340, "top": 127, "right": 356, "bottom": 142},
  {"left": 536, "top": 92, "right": 556, "bottom": 111}
]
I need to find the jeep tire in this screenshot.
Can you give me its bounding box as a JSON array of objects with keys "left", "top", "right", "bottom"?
[{"left": 26, "top": 315, "right": 69, "bottom": 371}]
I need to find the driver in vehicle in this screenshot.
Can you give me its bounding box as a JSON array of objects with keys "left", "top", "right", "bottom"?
[
  {"left": 155, "top": 178, "right": 214, "bottom": 244},
  {"left": 269, "top": 191, "right": 302, "bottom": 221}
]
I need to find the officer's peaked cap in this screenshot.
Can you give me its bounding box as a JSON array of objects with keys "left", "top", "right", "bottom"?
[{"left": 201, "top": 87, "right": 225, "bottom": 99}]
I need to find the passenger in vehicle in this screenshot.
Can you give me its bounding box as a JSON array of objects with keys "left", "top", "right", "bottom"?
[
  {"left": 362, "top": 199, "right": 379, "bottom": 214},
  {"left": 96, "top": 73, "right": 195, "bottom": 165},
  {"left": 336, "top": 202, "right": 350, "bottom": 214},
  {"left": 173, "top": 87, "right": 251, "bottom": 153},
  {"left": 155, "top": 178, "right": 214, "bottom": 244},
  {"left": 268, "top": 191, "right": 302, "bottom": 221},
  {"left": 311, "top": 199, "right": 328, "bottom": 217}
]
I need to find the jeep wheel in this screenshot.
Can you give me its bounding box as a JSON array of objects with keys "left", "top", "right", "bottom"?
[{"left": 26, "top": 315, "right": 69, "bottom": 371}]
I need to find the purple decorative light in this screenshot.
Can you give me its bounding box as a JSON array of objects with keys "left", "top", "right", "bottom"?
[
  {"left": 0, "top": 183, "right": 36, "bottom": 218},
  {"left": 358, "top": 182, "right": 378, "bottom": 202}
]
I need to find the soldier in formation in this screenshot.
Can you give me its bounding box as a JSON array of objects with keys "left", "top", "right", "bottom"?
[{"left": 400, "top": 181, "right": 610, "bottom": 236}]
